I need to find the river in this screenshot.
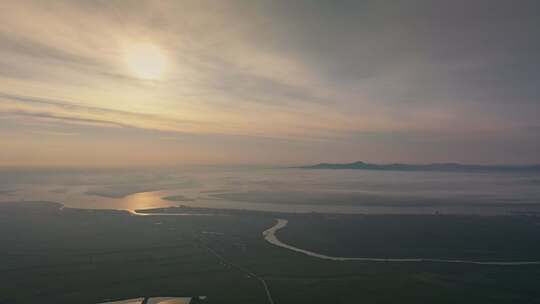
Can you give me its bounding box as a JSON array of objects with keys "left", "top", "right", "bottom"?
[{"left": 262, "top": 219, "right": 540, "bottom": 265}]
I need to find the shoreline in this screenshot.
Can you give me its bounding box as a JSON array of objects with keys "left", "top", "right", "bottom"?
[{"left": 3, "top": 200, "right": 540, "bottom": 218}]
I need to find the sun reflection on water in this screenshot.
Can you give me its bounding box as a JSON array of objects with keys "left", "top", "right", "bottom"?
[{"left": 118, "top": 191, "right": 170, "bottom": 212}]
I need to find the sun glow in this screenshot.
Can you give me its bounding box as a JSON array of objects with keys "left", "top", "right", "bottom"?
[{"left": 124, "top": 43, "right": 167, "bottom": 79}]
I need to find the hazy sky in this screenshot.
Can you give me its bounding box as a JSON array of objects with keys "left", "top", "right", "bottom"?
[{"left": 1, "top": 0, "right": 539, "bottom": 167}]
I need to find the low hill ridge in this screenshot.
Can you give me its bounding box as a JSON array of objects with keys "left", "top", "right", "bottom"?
[{"left": 299, "top": 162, "right": 540, "bottom": 172}]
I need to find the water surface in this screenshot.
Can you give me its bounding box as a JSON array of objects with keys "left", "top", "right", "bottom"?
[{"left": 2, "top": 167, "right": 540, "bottom": 215}]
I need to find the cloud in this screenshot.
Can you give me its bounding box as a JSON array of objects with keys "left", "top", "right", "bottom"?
[
  {"left": 0, "top": 92, "right": 340, "bottom": 141},
  {"left": 1, "top": 109, "right": 133, "bottom": 129},
  {"left": 0, "top": 92, "right": 234, "bottom": 135},
  {"left": 0, "top": 0, "right": 539, "bottom": 165}
]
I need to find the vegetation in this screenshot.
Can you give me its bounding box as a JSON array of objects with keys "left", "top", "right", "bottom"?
[
  {"left": 1, "top": 202, "right": 539, "bottom": 303},
  {"left": 278, "top": 214, "right": 540, "bottom": 260}
]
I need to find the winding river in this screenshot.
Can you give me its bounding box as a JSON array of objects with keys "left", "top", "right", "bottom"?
[{"left": 262, "top": 219, "right": 540, "bottom": 265}]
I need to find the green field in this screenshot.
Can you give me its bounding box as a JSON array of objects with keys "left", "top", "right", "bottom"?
[
  {"left": 1, "top": 202, "right": 539, "bottom": 303},
  {"left": 278, "top": 214, "right": 540, "bottom": 260}
]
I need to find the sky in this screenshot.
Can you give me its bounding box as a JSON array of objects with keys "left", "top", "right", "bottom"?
[{"left": 1, "top": 0, "right": 539, "bottom": 167}]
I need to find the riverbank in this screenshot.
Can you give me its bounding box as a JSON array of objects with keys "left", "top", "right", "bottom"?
[{"left": 263, "top": 219, "right": 540, "bottom": 265}]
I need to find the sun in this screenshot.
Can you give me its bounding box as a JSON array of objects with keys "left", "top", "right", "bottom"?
[{"left": 123, "top": 43, "right": 167, "bottom": 79}]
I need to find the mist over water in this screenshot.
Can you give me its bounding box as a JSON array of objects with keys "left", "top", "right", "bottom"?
[{"left": 1, "top": 167, "right": 540, "bottom": 214}]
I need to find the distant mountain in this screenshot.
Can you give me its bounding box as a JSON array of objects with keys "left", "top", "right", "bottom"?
[{"left": 298, "top": 161, "right": 540, "bottom": 173}]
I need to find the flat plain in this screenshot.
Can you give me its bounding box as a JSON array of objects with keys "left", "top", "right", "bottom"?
[{"left": 1, "top": 202, "right": 540, "bottom": 304}]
